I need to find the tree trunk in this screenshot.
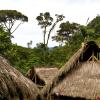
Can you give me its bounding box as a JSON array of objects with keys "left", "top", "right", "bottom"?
[{"left": 46, "top": 22, "right": 57, "bottom": 46}]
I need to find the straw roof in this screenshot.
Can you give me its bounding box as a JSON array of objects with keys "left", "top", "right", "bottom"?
[
  {"left": 0, "top": 56, "right": 39, "bottom": 100},
  {"left": 26, "top": 67, "right": 45, "bottom": 87},
  {"left": 35, "top": 68, "right": 58, "bottom": 84},
  {"left": 40, "top": 41, "right": 100, "bottom": 100},
  {"left": 53, "top": 61, "right": 100, "bottom": 99}
]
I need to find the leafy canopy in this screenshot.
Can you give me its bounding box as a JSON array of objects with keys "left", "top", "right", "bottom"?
[
  {"left": 52, "top": 21, "right": 80, "bottom": 44},
  {"left": 0, "top": 10, "right": 28, "bottom": 35},
  {"left": 36, "top": 12, "right": 53, "bottom": 28}
]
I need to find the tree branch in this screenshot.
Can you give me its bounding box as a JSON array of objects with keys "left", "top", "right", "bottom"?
[
  {"left": 46, "top": 21, "right": 57, "bottom": 46},
  {"left": 10, "top": 19, "right": 15, "bottom": 31},
  {"left": 4, "top": 22, "right": 9, "bottom": 32},
  {"left": 11, "top": 22, "right": 23, "bottom": 34}
]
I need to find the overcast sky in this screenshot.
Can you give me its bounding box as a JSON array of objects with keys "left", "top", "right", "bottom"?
[{"left": 0, "top": 0, "right": 100, "bottom": 47}]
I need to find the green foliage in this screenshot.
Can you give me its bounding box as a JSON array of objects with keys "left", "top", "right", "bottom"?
[
  {"left": 0, "top": 10, "right": 28, "bottom": 22},
  {"left": 87, "top": 15, "right": 100, "bottom": 40},
  {"left": 1, "top": 11, "right": 100, "bottom": 75},
  {"left": 34, "top": 43, "right": 50, "bottom": 66},
  {"left": 49, "top": 46, "right": 68, "bottom": 67},
  {"left": 0, "top": 10, "right": 28, "bottom": 35},
  {"left": 87, "top": 15, "right": 100, "bottom": 30},
  {"left": 52, "top": 21, "right": 80, "bottom": 43},
  {"left": 48, "top": 33, "right": 83, "bottom": 67},
  {"left": 0, "top": 26, "right": 12, "bottom": 55},
  {"left": 36, "top": 12, "right": 53, "bottom": 28},
  {"left": 8, "top": 45, "right": 33, "bottom": 74},
  {"left": 80, "top": 25, "right": 87, "bottom": 39}
]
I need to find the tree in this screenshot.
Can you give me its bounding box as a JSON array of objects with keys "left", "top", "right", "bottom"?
[
  {"left": 36, "top": 12, "right": 53, "bottom": 47},
  {"left": 36, "top": 12, "right": 64, "bottom": 47},
  {"left": 46, "top": 14, "right": 65, "bottom": 46},
  {"left": 27, "top": 40, "right": 33, "bottom": 48},
  {"left": 52, "top": 35, "right": 64, "bottom": 46},
  {"left": 79, "top": 25, "right": 88, "bottom": 41},
  {"left": 36, "top": 12, "right": 64, "bottom": 65},
  {"left": 52, "top": 21, "right": 80, "bottom": 44},
  {"left": 0, "top": 10, "right": 28, "bottom": 38},
  {"left": 87, "top": 15, "right": 100, "bottom": 39},
  {"left": 87, "top": 15, "right": 100, "bottom": 31}
]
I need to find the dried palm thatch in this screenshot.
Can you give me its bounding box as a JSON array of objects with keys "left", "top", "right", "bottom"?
[
  {"left": 52, "top": 61, "right": 100, "bottom": 99},
  {"left": 40, "top": 41, "right": 100, "bottom": 100},
  {"left": 26, "top": 67, "right": 45, "bottom": 88},
  {"left": 35, "top": 68, "right": 58, "bottom": 84},
  {"left": 0, "top": 56, "right": 39, "bottom": 100}
]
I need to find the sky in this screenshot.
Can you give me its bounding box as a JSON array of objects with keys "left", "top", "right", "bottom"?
[{"left": 0, "top": 0, "right": 100, "bottom": 47}]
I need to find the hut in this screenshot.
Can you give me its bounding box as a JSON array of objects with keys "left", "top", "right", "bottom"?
[
  {"left": 0, "top": 56, "right": 39, "bottom": 100},
  {"left": 26, "top": 67, "right": 45, "bottom": 89},
  {"left": 40, "top": 41, "right": 100, "bottom": 100}
]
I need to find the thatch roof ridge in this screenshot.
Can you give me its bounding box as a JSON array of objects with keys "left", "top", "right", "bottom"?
[
  {"left": 0, "top": 56, "right": 39, "bottom": 100},
  {"left": 36, "top": 67, "right": 58, "bottom": 71}
]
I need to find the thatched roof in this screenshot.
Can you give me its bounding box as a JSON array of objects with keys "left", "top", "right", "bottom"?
[
  {"left": 0, "top": 56, "right": 39, "bottom": 100},
  {"left": 40, "top": 41, "right": 100, "bottom": 100},
  {"left": 53, "top": 61, "right": 100, "bottom": 99},
  {"left": 35, "top": 68, "right": 58, "bottom": 84},
  {"left": 26, "top": 67, "right": 45, "bottom": 87}
]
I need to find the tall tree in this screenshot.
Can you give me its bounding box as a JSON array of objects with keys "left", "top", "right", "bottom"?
[
  {"left": 36, "top": 12, "right": 64, "bottom": 47},
  {"left": 52, "top": 21, "right": 80, "bottom": 44},
  {"left": 46, "top": 14, "right": 65, "bottom": 46},
  {"left": 36, "top": 12, "right": 53, "bottom": 47},
  {"left": 0, "top": 10, "right": 28, "bottom": 38}
]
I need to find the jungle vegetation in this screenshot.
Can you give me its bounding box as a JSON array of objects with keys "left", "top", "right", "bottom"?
[{"left": 0, "top": 10, "right": 100, "bottom": 74}]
